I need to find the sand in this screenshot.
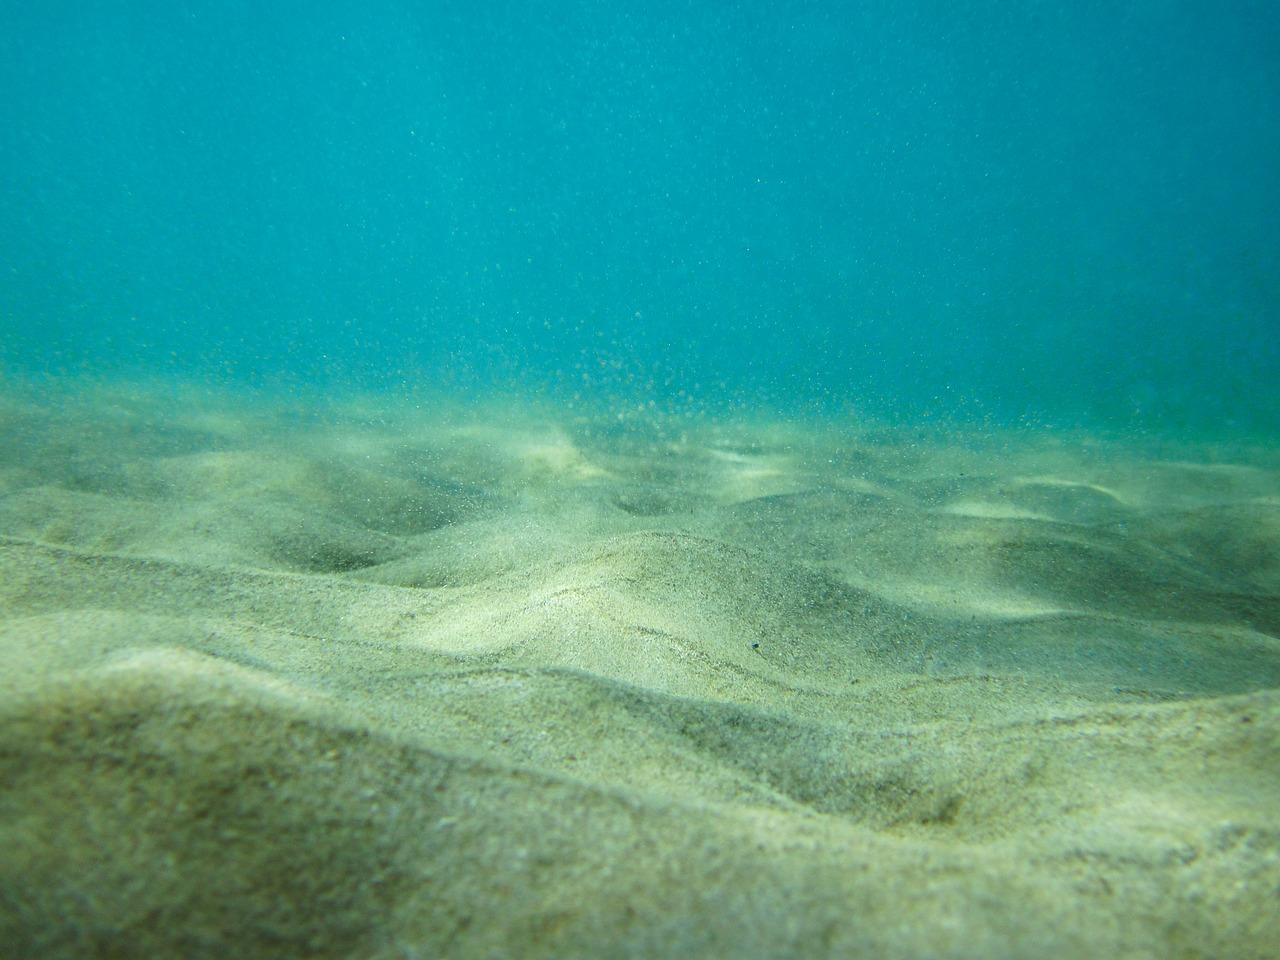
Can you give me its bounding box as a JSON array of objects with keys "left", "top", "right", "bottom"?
[{"left": 1, "top": 378, "right": 1278, "bottom": 959}]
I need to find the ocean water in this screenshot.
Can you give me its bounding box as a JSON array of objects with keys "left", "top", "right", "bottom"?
[
  {"left": 4, "top": 4, "right": 1280, "bottom": 959},
  {"left": 2, "top": 0, "right": 1277, "bottom": 432}
]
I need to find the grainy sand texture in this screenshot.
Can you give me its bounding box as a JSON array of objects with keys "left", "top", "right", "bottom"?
[{"left": 2, "top": 380, "right": 1278, "bottom": 959}]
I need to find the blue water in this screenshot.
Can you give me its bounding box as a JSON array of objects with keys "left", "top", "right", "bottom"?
[{"left": 2, "top": 0, "right": 1277, "bottom": 433}]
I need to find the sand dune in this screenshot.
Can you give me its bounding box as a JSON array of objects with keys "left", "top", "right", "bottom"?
[{"left": 2, "top": 382, "right": 1278, "bottom": 958}]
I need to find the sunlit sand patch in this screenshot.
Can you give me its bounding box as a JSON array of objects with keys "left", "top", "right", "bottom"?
[
  {"left": 994, "top": 475, "right": 1136, "bottom": 524},
  {"left": 158, "top": 449, "right": 329, "bottom": 501},
  {"left": 954, "top": 596, "right": 1084, "bottom": 620},
  {"left": 706, "top": 448, "right": 803, "bottom": 504},
  {"left": 941, "top": 500, "right": 1052, "bottom": 521},
  {"left": 1069, "top": 789, "right": 1212, "bottom": 858},
  {"left": 179, "top": 409, "right": 260, "bottom": 440},
  {"left": 159, "top": 449, "right": 258, "bottom": 487},
  {"left": 447, "top": 422, "right": 614, "bottom": 484},
  {"left": 94, "top": 645, "right": 319, "bottom": 706},
  {"left": 517, "top": 434, "right": 613, "bottom": 482},
  {"left": 1008, "top": 476, "right": 1130, "bottom": 505},
  {"left": 317, "top": 430, "right": 400, "bottom": 461},
  {"left": 865, "top": 578, "right": 1081, "bottom": 620}
]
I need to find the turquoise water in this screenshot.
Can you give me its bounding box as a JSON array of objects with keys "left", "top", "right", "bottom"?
[{"left": 2, "top": 0, "right": 1277, "bottom": 434}]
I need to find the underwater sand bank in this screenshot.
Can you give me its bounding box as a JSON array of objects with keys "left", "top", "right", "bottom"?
[{"left": 1, "top": 381, "right": 1278, "bottom": 958}]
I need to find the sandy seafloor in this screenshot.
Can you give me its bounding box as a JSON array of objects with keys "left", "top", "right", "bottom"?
[{"left": 1, "top": 378, "right": 1278, "bottom": 960}]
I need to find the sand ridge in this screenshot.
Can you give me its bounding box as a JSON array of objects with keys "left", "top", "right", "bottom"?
[{"left": 1, "top": 381, "right": 1279, "bottom": 959}]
